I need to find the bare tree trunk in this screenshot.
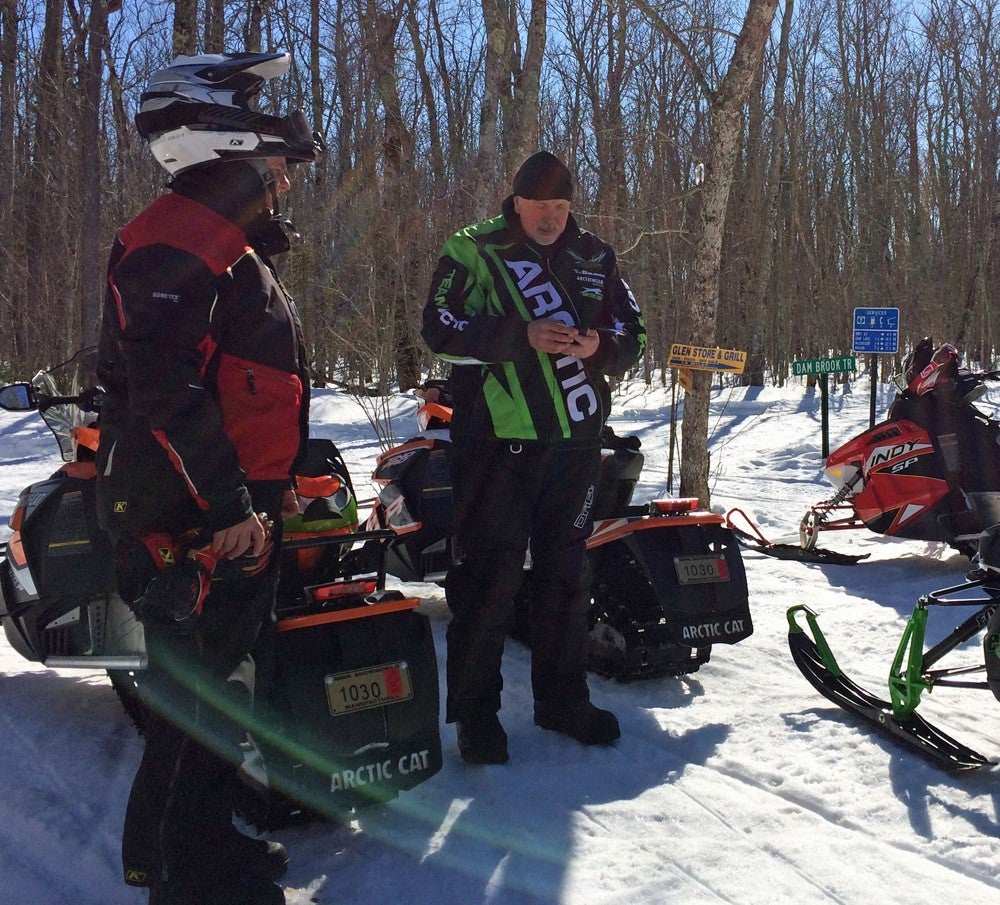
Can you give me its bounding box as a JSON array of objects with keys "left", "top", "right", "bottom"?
[
  {"left": 0, "top": 6, "right": 16, "bottom": 218},
  {"left": 309, "top": 0, "right": 324, "bottom": 185},
  {"left": 23, "top": 0, "right": 68, "bottom": 363},
  {"left": 428, "top": 0, "right": 466, "bottom": 180},
  {"left": 558, "top": 0, "right": 630, "bottom": 242},
  {"left": 173, "top": 0, "right": 197, "bottom": 55},
  {"left": 636, "top": 0, "right": 780, "bottom": 505},
  {"left": 330, "top": 0, "right": 355, "bottom": 187},
  {"left": 0, "top": 0, "right": 16, "bottom": 358},
  {"left": 743, "top": 0, "right": 793, "bottom": 385},
  {"left": 504, "top": 0, "right": 546, "bottom": 172},
  {"left": 364, "top": 0, "right": 422, "bottom": 390},
  {"left": 0, "top": 0, "right": 15, "bottom": 200},
  {"left": 205, "top": 0, "right": 225, "bottom": 54},
  {"left": 77, "top": 0, "right": 110, "bottom": 346},
  {"left": 405, "top": 3, "right": 445, "bottom": 184},
  {"left": 475, "top": 0, "right": 514, "bottom": 214},
  {"left": 245, "top": 1, "right": 266, "bottom": 53}
]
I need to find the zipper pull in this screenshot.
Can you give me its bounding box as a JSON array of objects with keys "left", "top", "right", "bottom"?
[{"left": 246, "top": 369, "right": 256, "bottom": 395}]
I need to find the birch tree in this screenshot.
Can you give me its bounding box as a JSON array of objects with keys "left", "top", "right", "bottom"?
[{"left": 634, "top": 0, "right": 781, "bottom": 505}]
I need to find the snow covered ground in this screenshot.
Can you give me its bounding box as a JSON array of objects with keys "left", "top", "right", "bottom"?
[{"left": 2, "top": 373, "right": 1000, "bottom": 905}]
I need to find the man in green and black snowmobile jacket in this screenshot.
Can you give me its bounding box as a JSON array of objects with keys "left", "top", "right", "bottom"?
[
  {"left": 421, "top": 151, "right": 646, "bottom": 766},
  {"left": 422, "top": 186, "right": 645, "bottom": 444}
]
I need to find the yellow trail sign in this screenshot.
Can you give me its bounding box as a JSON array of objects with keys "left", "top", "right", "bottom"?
[{"left": 668, "top": 343, "right": 747, "bottom": 374}]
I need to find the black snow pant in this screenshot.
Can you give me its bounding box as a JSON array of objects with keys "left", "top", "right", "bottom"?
[
  {"left": 117, "top": 489, "right": 283, "bottom": 889},
  {"left": 444, "top": 436, "right": 600, "bottom": 723}
]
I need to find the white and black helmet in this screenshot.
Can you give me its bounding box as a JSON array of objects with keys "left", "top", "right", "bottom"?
[{"left": 136, "top": 51, "right": 324, "bottom": 175}]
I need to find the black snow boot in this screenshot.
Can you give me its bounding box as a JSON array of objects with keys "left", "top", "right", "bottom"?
[
  {"left": 535, "top": 700, "right": 621, "bottom": 745},
  {"left": 222, "top": 826, "right": 289, "bottom": 880},
  {"left": 125, "top": 827, "right": 287, "bottom": 889},
  {"left": 456, "top": 712, "right": 509, "bottom": 765},
  {"left": 148, "top": 874, "right": 285, "bottom": 905}
]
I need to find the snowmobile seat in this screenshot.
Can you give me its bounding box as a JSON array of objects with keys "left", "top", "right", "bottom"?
[{"left": 593, "top": 446, "right": 644, "bottom": 518}]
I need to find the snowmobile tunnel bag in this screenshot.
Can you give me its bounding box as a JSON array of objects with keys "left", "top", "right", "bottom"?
[
  {"left": 371, "top": 439, "right": 455, "bottom": 581},
  {"left": 0, "top": 469, "right": 143, "bottom": 666},
  {"left": 592, "top": 447, "right": 644, "bottom": 518},
  {"left": 9, "top": 470, "right": 114, "bottom": 603}
]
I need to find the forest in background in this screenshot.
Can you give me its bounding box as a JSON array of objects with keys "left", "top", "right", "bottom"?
[{"left": 1, "top": 0, "right": 999, "bottom": 390}]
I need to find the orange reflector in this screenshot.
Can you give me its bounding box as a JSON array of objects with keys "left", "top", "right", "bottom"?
[
  {"left": 416, "top": 402, "right": 453, "bottom": 431},
  {"left": 650, "top": 498, "right": 701, "bottom": 514},
  {"left": 7, "top": 531, "right": 27, "bottom": 568},
  {"left": 72, "top": 425, "right": 101, "bottom": 452},
  {"left": 295, "top": 474, "right": 343, "bottom": 499},
  {"left": 310, "top": 579, "right": 378, "bottom": 601}
]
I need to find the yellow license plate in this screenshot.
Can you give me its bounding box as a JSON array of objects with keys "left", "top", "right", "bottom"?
[{"left": 324, "top": 661, "right": 413, "bottom": 716}]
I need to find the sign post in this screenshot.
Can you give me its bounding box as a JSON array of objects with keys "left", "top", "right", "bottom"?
[
  {"left": 852, "top": 307, "right": 899, "bottom": 429},
  {"left": 667, "top": 343, "right": 747, "bottom": 492},
  {"left": 792, "top": 356, "right": 858, "bottom": 457}
]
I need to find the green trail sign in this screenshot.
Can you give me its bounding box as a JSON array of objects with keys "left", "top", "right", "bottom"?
[
  {"left": 792, "top": 356, "right": 857, "bottom": 377},
  {"left": 792, "top": 355, "right": 858, "bottom": 458}
]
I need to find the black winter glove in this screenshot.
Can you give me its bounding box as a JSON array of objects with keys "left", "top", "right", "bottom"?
[{"left": 135, "top": 542, "right": 218, "bottom": 636}]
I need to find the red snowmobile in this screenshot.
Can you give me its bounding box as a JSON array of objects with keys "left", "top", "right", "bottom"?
[
  {"left": 365, "top": 381, "right": 754, "bottom": 681},
  {"left": 0, "top": 349, "right": 442, "bottom": 828},
  {"left": 799, "top": 340, "right": 1000, "bottom": 558}
]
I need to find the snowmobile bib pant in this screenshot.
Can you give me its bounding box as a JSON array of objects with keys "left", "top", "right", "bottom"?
[
  {"left": 120, "top": 490, "right": 283, "bottom": 888},
  {"left": 444, "top": 436, "right": 600, "bottom": 722}
]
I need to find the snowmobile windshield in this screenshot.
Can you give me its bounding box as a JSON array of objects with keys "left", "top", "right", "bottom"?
[
  {"left": 910, "top": 343, "right": 958, "bottom": 396},
  {"left": 30, "top": 347, "right": 101, "bottom": 462}
]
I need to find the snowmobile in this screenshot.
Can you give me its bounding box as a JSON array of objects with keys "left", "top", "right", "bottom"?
[
  {"left": 800, "top": 340, "right": 1000, "bottom": 558},
  {"left": 365, "top": 381, "right": 754, "bottom": 681},
  {"left": 787, "top": 524, "right": 1000, "bottom": 771},
  {"left": 0, "top": 349, "right": 442, "bottom": 828}
]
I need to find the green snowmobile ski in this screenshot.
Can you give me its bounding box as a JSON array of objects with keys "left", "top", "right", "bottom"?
[{"left": 787, "top": 565, "right": 1000, "bottom": 771}]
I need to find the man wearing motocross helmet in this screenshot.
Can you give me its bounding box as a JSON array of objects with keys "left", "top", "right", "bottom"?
[
  {"left": 95, "top": 52, "right": 323, "bottom": 905},
  {"left": 421, "top": 152, "right": 647, "bottom": 765}
]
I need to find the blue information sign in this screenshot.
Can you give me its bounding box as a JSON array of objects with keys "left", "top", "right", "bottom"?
[{"left": 852, "top": 307, "right": 899, "bottom": 354}]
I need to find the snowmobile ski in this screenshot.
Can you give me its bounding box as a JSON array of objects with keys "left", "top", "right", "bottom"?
[
  {"left": 787, "top": 605, "right": 994, "bottom": 771},
  {"left": 725, "top": 509, "right": 869, "bottom": 565}
]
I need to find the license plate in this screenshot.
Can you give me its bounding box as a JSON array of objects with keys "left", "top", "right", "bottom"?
[
  {"left": 674, "top": 554, "right": 730, "bottom": 584},
  {"left": 324, "top": 661, "right": 413, "bottom": 716}
]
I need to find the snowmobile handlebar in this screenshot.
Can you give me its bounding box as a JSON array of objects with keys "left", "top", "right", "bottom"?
[
  {"left": 0, "top": 382, "right": 104, "bottom": 415},
  {"left": 35, "top": 386, "right": 104, "bottom": 414}
]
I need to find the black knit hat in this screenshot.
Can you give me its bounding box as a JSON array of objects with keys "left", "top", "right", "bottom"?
[{"left": 512, "top": 151, "right": 573, "bottom": 201}]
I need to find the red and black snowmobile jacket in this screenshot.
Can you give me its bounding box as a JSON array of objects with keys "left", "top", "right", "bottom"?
[{"left": 96, "top": 177, "right": 310, "bottom": 540}]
